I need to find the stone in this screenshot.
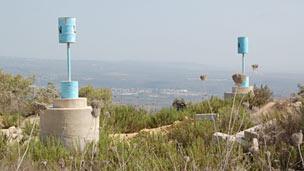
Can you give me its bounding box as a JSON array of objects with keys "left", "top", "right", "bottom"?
[
  {"left": 213, "top": 132, "right": 236, "bottom": 142},
  {"left": 1, "top": 126, "right": 23, "bottom": 144}
]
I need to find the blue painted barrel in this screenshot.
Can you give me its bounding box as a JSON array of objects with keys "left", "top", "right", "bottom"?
[
  {"left": 58, "top": 17, "right": 76, "bottom": 43},
  {"left": 60, "top": 81, "right": 79, "bottom": 99},
  {"left": 240, "top": 76, "right": 249, "bottom": 88},
  {"left": 238, "top": 37, "right": 248, "bottom": 54}
]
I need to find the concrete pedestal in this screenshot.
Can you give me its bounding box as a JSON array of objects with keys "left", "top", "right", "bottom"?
[
  {"left": 40, "top": 98, "right": 99, "bottom": 150},
  {"left": 224, "top": 86, "right": 254, "bottom": 99}
]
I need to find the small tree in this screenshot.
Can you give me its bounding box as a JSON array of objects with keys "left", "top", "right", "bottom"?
[
  {"left": 33, "top": 82, "right": 59, "bottom": 104},
  {"left": 0, "top": 70, "right": 34, "bottom": 114},
  {"left": 246, "top": 84, "right": 273, "bottom": 109},
  {"left": 172, "top": 98, "right": 187, "bottom": 111},
  {"left": 79, "top": 85, "right": 112, "bottom": 115},
  {"left": 79, "top": 85, "right": 112, "bottom": 104}
]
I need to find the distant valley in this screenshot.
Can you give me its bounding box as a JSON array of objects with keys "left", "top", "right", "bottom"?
[{"left": 0, "top": 57, "right": 302, "bottom": 109}]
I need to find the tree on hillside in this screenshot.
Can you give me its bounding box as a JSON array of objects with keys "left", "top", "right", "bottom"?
[{"left": 0, "top": 70, "right": 34, "bottom": 114}]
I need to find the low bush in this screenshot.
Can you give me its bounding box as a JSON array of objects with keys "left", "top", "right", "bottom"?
[
  {"left": 79, "top": 85, "right": 112, "bottom": 104},
  {"left": 0, "top": 113, "right": 21, "bottom": 129},
  {"left": 246, "top": 84, "right": 273, "bottom": 109},
  {"left": 167, "top": 120, "right": 214, "bottom": 147},
  {"left": 187, "top": 96, "right": 232, "bottom": 114},
  {"left": 106, "top": 105, "right": 151, "bottom": 133},
  {"left": 0, "top": 70, "right": 34, "bottom": 115},
  {"left": 149, "top": 108, "right": 192, "bottom": 127},
  {"left": 172, "top": 98, "right": 187, "bottom": 111}
]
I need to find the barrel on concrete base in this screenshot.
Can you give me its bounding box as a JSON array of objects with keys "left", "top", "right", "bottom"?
[{"left": 40, "top": 98, "right": 99, "bottom": 150}]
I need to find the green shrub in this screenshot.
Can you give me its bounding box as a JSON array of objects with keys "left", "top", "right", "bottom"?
[
  {"left": 32, "top": 82, "right": 59, "bottom": 104},
  {"left": 172, "top": 98, "right": 187, "bottom": 111},
  {"left": 29, "top": 137, "right": 70, "bottom": 162},
  {"left": 187, "top": 96, "right": 231, "bottom": 114},
  {"left": 217, "top": 106, "right": 252, "bottom": 134},
  {"left": 246, "top": 84, "right": 273, "bottom": 109},
  {"left": 0, "top": 70, "right": 34, "bottom": 115},
  {"left": 0, "top": 134, "right": 7, "bottom": 160},
  {"left": 150, "top": 108, "right": 192, "bottom": 127},
  {"left": 79, "top": 85, "right": 112, "bottom": 104},
  {"left": 106, "top": 105, "right": 151, "bottom": 133},
  {"left": 167, "top": 120, "right": 214, "bottom": 147},
  {"left": 23, "top": 121, "right": 40, "bottom": 137},
  {"left": 79, "top": 85, "right": 112, "bottom": 115},
  {"left": 0, "top": 113, "right": 21, "bottom": 128}
]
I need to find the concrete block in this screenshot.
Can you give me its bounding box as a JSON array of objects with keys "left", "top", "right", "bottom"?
[
  {"left": 195, "top": 113, "right": 218, "bottom": 121},
  {"left": 244, "top": 130, "right": 259, "bottom": 141},
  {"left": 40, "top": 98, "right": 99, "bottom": 151},
  {"left": 53, "top": 98, "right": 87, "bottom": 108},
  {"left": 224, "top": 86, "right": 254, "bottom": 100},
  {"left": 213, "top": 132, "right": 236, "bottom": 142},
  {"left": 232, "top": 86, "right": 254, "bottom": 94}
]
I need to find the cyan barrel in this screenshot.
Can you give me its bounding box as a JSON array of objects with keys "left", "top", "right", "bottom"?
[
  {"left": 238, "top": 37, "right": 248, "bottom": 54},
  {"left": 60, "top": 81, "right": 79, "bottom": 99},
  {"left": 58, "top": 17, "right": 76, "bottom": 43},
  {"left": 240, "top": 76, "right": 249, "bottom": 88}
]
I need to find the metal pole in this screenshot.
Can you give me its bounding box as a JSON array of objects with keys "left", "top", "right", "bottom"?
[
  {"left": 67, "top": 43, "right": 71, "bottom": 81},
  {"left": 242, "top": 53, "right": 245, "bottom": 74}
]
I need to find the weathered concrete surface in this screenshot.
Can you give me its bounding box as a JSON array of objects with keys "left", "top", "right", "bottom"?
[
  {"left": 53, "top": 98, "right": 87, "bottom": 108},
  {"left": 213, "top": 132, "right": 236, "bottom": 142},
  {"left": 40, "top": 98, "right": 99, "bottom": 150},
  {"left": 195, "top": 113, "right": 218, "bottom": 121},
  {"left": 232, "top": 86, "right": 254, "bottom": 94},
  {"left": 213, "top": 121, "right": 274, "bottom": 152}
]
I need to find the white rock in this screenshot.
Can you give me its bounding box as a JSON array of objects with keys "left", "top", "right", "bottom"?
[{"left": 1, "top": 126, "right": 23, "bottom": 144}]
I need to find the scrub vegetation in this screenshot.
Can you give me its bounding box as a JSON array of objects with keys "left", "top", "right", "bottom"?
[{"left": 0, "top": 70, "right": 303, "bottom": 170}]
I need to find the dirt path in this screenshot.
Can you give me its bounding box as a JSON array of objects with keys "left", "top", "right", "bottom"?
[
  {"left": 110, "top": 102, "right": 279, "bottom": 141},
  {"left": 109, "top": 121, "right": 182, "bottom": 141}
]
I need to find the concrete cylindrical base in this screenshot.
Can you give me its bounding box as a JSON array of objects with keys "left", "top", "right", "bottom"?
[
  {"left": 224, "top": 86, "right": 254, "bottom": 100},
  {"left": 232, "top": 86, "right": 253, "bottom": 94},
  {"left": 53, "top": 98, "right": 87, "bottom": 108},
  {"left": 40, "top": 98, "right": 99, "bottom": 150}
]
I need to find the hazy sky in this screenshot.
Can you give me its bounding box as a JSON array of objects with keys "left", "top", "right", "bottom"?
[{"left": 0, "top": 0, "right": 303, "bottom": 72}]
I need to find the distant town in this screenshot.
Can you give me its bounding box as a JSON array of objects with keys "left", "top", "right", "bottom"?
[{"left": 0, "top": 57, "right": 302, "bottom": 109}]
